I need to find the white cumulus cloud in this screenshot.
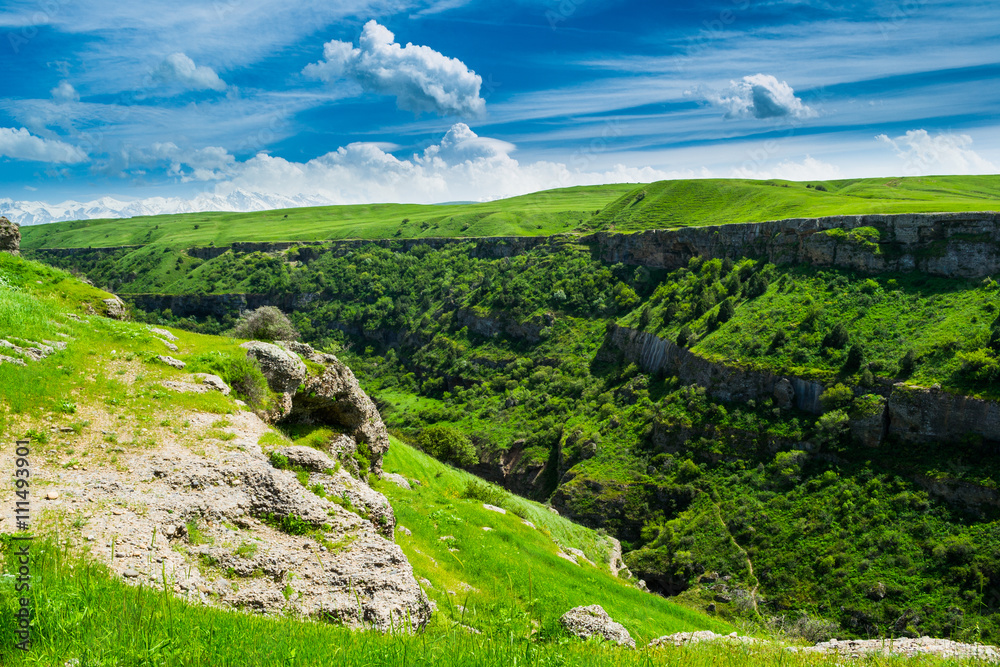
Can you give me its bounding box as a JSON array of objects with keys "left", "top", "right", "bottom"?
[
  {"left": 708, "top": 74, "right": 816, "bottom": 120},
  {"left": 150, "top": 142, "right": 237, "bottom": 181},
  {"left": 154, "top": 53, "right": 227, "bottom": 92},
  {"left": 50, "top": 80, "right": 79, "bottom": 103},
  {"left": 0, "top": 127, "right": 87, "bottom": 163},
  {"left": 304, "top": 20, "right": 485, "bottom": 117},
  {"left": 214, "top": 123, "right": 674, "bottom": 204},
  {"left": 876, "top": 129, "right": 997, "bottom": 176}
]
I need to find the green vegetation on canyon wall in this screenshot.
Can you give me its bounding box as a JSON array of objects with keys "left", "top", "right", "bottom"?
[
  {"left": 18, "top": 178, "right": 1000, "bottom": 644},
  {"left": 30, "top": 215, "right": 1000, "bottom": 643}
]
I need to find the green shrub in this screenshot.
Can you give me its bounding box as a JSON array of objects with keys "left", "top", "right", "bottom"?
[
  {"left": 820, "top": 384, "right": 854, "bottom": 411},
  {"left": 417, "top": 425, "right": 478, "bottom": 467},
  {"left": 844, "top": 343, "right": 866, "bottom": 372},
  {"left": 462, "top": 480, "right": 508, "bottom": 508},
  {"left": 188, "top": 351, "right": 272, "bottom": 411},
  {"left": 717, "top": 298, "right": 735, "bottom": 324},
  {"left": 677, "top": 325, "right": 692, "bottom": 348},
  {"left": 233, "top": 306, "right": 299, "bottom": 342},
  {"left": 822, "top": 322, "right": 849, "bottom": 349},
  {"left": 956, "top": 348, "right": 1000, "bottom": 383},
  {"left": 268, "top": 451, "right": 290, "bottom": 470},
  {"left": 900, "top": 348, "right": 917, "bottom": 376}
]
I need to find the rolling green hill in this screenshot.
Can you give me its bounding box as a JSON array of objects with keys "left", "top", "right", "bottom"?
[
  {"left": 20, "top": 175, "right": 1000, "bottom": 250},
  {"left": 588, "top": 175, "right": 1000, "bottom": 232},
  {"left": 19, "top": 184, "right": 635, "bottom": 249}
]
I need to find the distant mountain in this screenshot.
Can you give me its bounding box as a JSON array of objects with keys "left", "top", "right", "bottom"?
[{"left": 0, "top": 190, "right": 337, "bottom": 226}]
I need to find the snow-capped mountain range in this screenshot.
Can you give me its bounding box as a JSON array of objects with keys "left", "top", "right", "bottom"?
[{"left": 0, "top": 190, "right": 338, "bottom": 226}]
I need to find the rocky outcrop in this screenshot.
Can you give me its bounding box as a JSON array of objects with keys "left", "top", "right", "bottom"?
[
  {"left": 0, "top": 216, "right": 19, "bottom": 255},
  {"left": 585, "top": 212, "right": 1000, "bottom": 279},
  {"left": 48, "top": 409, "right": 431, "bottom": 631},
  {"left": 886, "top": 383, "right": 1000, "bottom": 445},
  {"left": 605, "top": 324, "right": 825, "bottom": 414},
  {"left": 275, "top": 445, "right": 396, "bottom": 539},
  {"left": 559, "top": 605, "right": 635, "bottom": 647},
  {"left": 793, "top": 636, "right": 1000, "bottom": 660},
  {"left": 608, "top": 324, "right": 1000, "bottom": 450},
  {"left": 470, "top": 439, "right": 552, "bottom": 500},
  {"left": 281, "top": 342, "right": 391, "bottom": 475},
  {"left": 103, "top": 296, "right": 129, "bottom": 320},
  {"left": 240, "top": 340, "right": 307, "bottom": 419}
]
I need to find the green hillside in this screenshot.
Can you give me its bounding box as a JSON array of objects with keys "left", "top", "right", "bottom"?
[
  {"left": 588, "top": 175, "right": 1000, "bottom": 232},
  {"left": 20, "top": 175, "right": 1000, "bottom": 251},
  {"left": 43, "top": 234, "right": 1000, "bottom": 643},
  {"left": 19, "top": 184, "right": 635, "bottom": 249},
  {"left": 0, "top": 253, "right": 734, "bottom": 665}
]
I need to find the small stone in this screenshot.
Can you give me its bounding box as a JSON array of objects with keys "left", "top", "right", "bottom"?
[
  {"left": 46, "top": 491, "right": 60, "bottom": 500},
  {"left": 398, "top": 525, "right": 412, "bottom": 536},
  {"left": 482, "top": 526, "right": 492, "bottom": 531},
  {"left": 483, "top": 504, "right": 506, "bottom": 515},
  {"left": 157, "top": 355, "right": 186, "bottom": 369},
  {"left": 122, "top": 569, "right": 140, "bottom": 578},
  {"left": 149, "top": 327, "right": 179, "bottom": 341}
]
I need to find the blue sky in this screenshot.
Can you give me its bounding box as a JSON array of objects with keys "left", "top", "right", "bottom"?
[{"left": 0, "top": 0, "right": 998, "bottom": 209}]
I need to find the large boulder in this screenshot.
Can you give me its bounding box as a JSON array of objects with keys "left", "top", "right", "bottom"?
[
  {"left": 103, "top": 296, "right": 129, "bottom": 320},
  {"left": 0, "top": 216, "right": 20, "bottom": 255},
  {"left": 559, "top": 605, "right": 635, "bottom": 647},
  {"left": 281, "top": 342, "right": 391, "bottom": 475},
  {"left": 241, "top": 341, "right": 307, "bottom": 394}
]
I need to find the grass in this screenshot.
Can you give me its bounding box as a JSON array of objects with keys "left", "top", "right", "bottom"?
[
  {"left": 20, "top": 184, "right": 635, "bottom": 249},
  {"left": 20, "top": 176, "right": 1000, "bottom": 251},
  {"left": 2, "top": 540, "right": 967, "bottom": 667},
  {"left": 0, "top": 254, "right": 254, "bottom": 443},
  {"left": 374, "top": 436, "right": 722, "bottom": 644},
  {"left": 587, "top": 176, "right": 1000, "bottom": 232}
]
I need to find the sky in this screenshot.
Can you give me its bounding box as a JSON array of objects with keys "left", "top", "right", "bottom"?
[{"left": 0, "top": 0, "right": 998, "bottom": 210}]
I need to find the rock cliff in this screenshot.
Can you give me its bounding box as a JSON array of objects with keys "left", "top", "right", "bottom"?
[
  {"left": 0, "top": 216, "right": 19, "bottom": 255},
  {"left": 585, "top": 211, "right": 1000, "bottom": 279},
  {"left": 607, "top": 324, "right": 1000, "bottom": 450}
]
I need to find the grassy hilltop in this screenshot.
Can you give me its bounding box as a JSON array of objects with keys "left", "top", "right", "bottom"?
[{"left": 20, "top": 175, "right": 1000, "bottom": 250}]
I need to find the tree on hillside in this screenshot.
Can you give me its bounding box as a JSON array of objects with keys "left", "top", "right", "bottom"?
[
  {"left": 417, "top": 425, "right": 477, "bottom": 467},
  {"left": 233, "top": 306, "right": 299, "bottom": 342}
]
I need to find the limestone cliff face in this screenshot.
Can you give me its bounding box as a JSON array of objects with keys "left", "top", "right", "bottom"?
[
  {"left": 887, "top": 383, "right": 1000, "bottom": 445},
  {"left": 603, "top": 324, "right": 826, "bottom": 414},
  {"left": 585, "top": 212, "right": 1000, "bottom": 279},
  {"left": 607, "top": 324, "right": 1000, "bottom": 449}
]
